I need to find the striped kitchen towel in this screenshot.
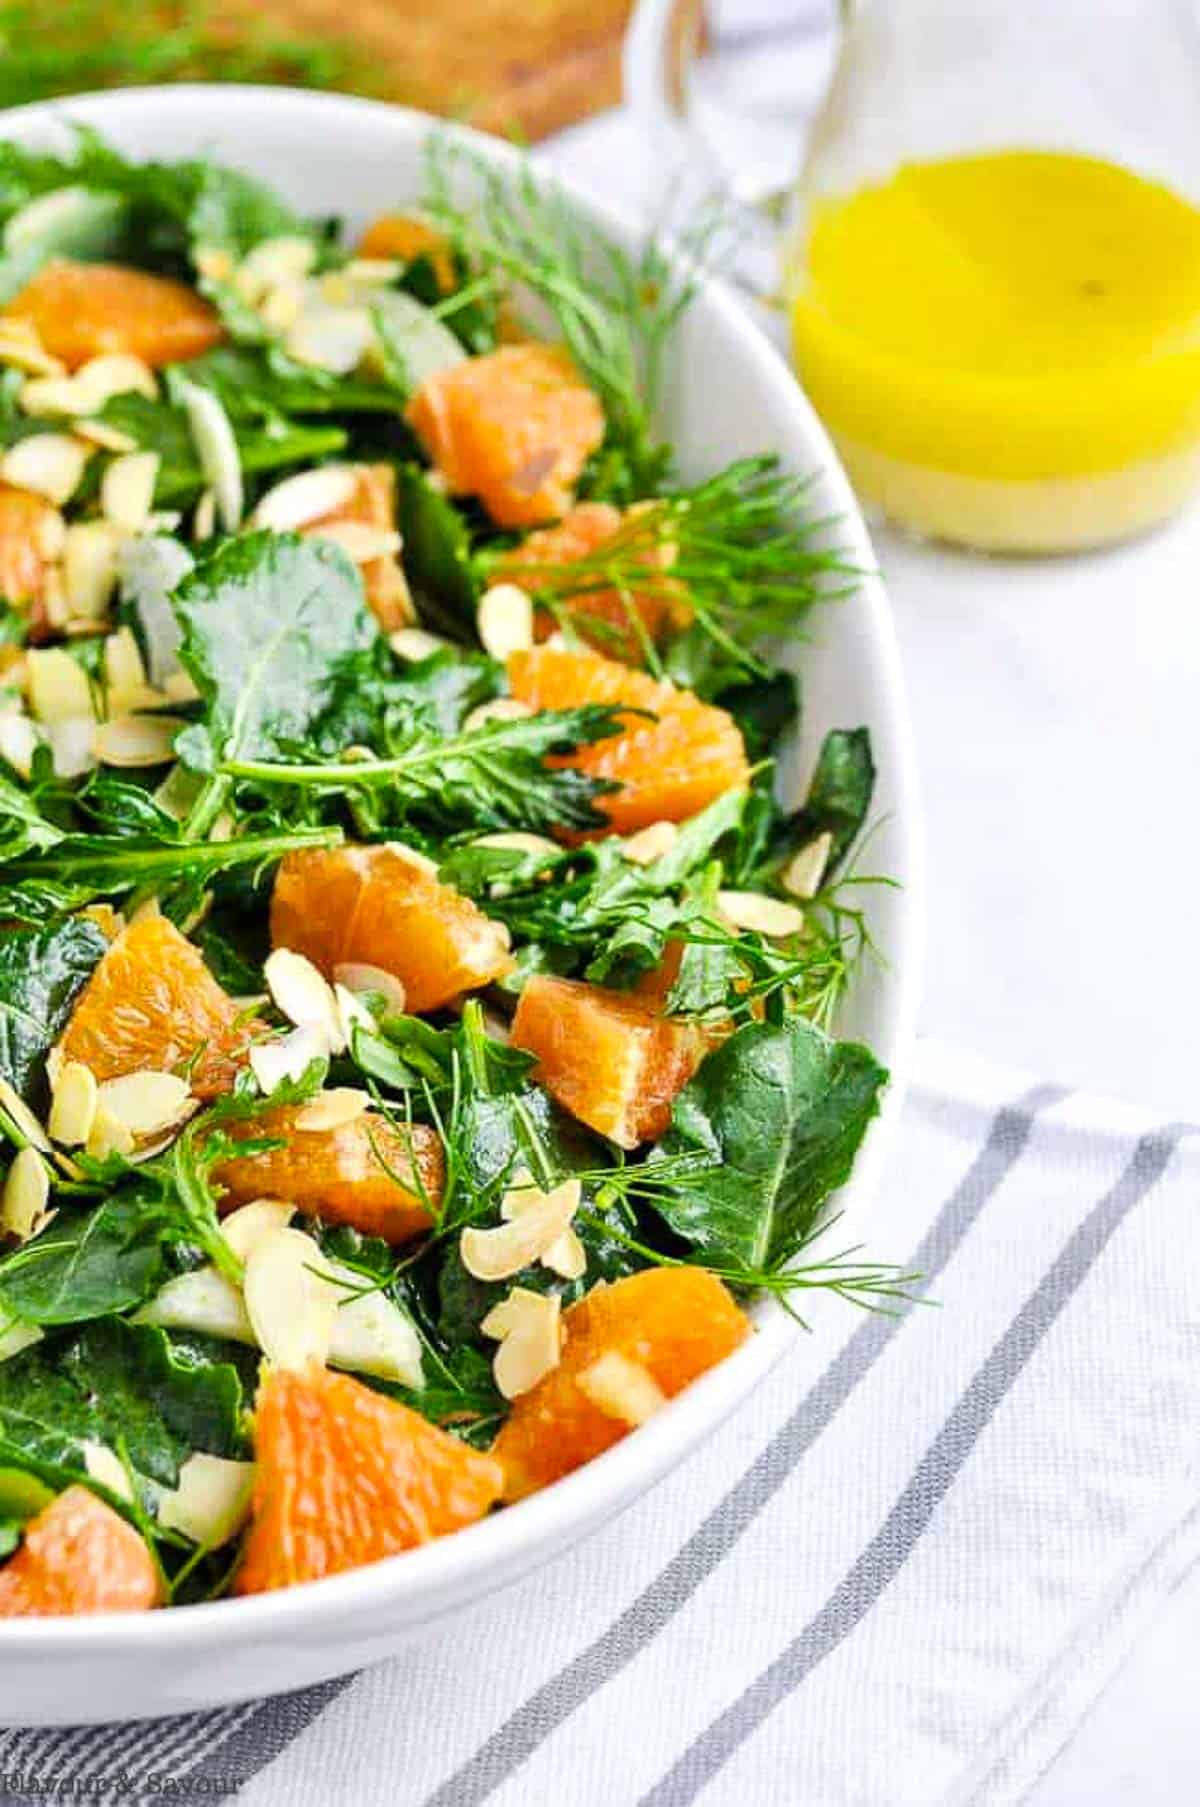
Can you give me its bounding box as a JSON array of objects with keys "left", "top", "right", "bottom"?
[{"left": 2, "top": 1039, "right": 1198, "bottom": 1806}]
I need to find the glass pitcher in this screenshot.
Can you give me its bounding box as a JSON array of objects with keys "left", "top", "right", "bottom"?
[{"left": 626, "top": 0, "right": 1200, "bottom": 553}]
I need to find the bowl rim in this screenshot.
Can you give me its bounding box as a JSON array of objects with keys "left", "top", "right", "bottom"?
[{"left": 0, "top": 82, "right": 925, "bottom": 1652}]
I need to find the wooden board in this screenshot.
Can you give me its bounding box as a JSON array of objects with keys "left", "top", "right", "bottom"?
[{"left": 215, "top": 0, "right": 636, "bottom": 141}]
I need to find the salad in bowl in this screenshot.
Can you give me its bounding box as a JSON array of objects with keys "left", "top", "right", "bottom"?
[{"left": 0, "top": 107, "right": 906, "bottom": 1624}]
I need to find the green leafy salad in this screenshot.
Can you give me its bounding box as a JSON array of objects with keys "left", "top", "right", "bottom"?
[{"left": 0, "top": 130, "right": 902, "bottom": 1611}]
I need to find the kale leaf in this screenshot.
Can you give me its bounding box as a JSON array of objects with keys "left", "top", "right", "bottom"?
[{"left": 0, "top": 916, "right": 107, "bottom": 1104}]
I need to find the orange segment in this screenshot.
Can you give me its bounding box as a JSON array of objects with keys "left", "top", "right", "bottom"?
[
  {"left": 497, "top": 502, "right": 687, "bottom": 663},
  {"left": 270, "top": 843, "right": 514, "bottom": 1014},
  {"left": 507, "top": 645, "right": 751, "bottom": 833},
  {"left": 492, "top": 1269, "right": 750, "bottom": 1501},
  {"left": 304, "top": 462, "right": 412, "bottom": 633},
  {"left": 215, "top": 1105, "right": 442, "bottom": 1244},
  {"left": 0, "top": 1485, "right": 159, "bottom": 1616},
  {"left": 235, "top": 1363, "right": 503, "bottom": 1592},
  {"left": 406, "top": 344, "right": 605, "bottom": 529},
  {"left": 357, "top": 214, "right": 456, "bottom": 292},
  {"left": 0, "top": 484, "right": 61, "bottom": 623},
  {"left": 5, "top": 260, "right": 224, "bottom": 370},
  {"left": 510, "top": 973, "right": 707, "bottom": 1149},
  {"left": 55, "top": 914, "right": 254, "bottom": 1099}
]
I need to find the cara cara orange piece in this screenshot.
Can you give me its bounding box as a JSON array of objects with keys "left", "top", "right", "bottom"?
[
  {"left": 507, "top": 644, "right": 750, "bottom": 834},
  {"left": 304, "top": 462, "right": 413, "bottom": 633},
  {"left": 215, "top": 1105, "right": 442, "bottom": 1245},
  {"left": 510, "top": 973, "right": 708, "bottom": 1149},
  {"left": 492, "top": 1268, "right": 750, "bottom": 1502},
  {"left": 357, "top": 214, "right": 456, "bottom": 292},
  {"left": 55, "top": 914, "right": 254, "bottom": 1099},
  {"left": 271, "top": 843, "right": 514, "bottom": 1014},
  {"left": 4, "top": 260, "right": 224, "bottom": 370},
  {"left": 496, "top": 502, "right": 688, "bottom": 664},
  {"left": 0, "top": 1485, "right": 160, "bottom": 1617},
  {"left": 235, "top": 1363, "right": 503, "bottom": 1593},
  {"left": 406, "top": 343, "right": 605, "bottom": 529},
  {"left": 0, "top": 484, "right": 63, "bottom": 627}
]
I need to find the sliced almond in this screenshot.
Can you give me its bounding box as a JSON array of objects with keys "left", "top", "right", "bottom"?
[
  {"left": 71, "top": 418, "right": 140, "bottom": 455},
  {"left": 0, "top": 433, "right": 90, "bottom": 505},
  {"left": 463, "top": 697, "right": 534, "bottom": 732},
  {"left": 781, "top": 831, "right": 834, "bottom": 901},
  {"left": 72, "top": 354, "right": 158, "bottom": 411},
  {"left": 342, "top": 258, "right": 404, "bottom": 287},
  {"left": 313, "top": 520, "right": 402, "bottom": 563},
  {"left": 192, "top": 487, "right": 216, "bottom": 542},
  {"left": 95, "top": 1070, "right": 193, "bottom": 1139},
  {"left": 86, "top": 1106, "right": 135, "bottom": 1161},
  {"left": 103, "top": 626, "right": 148, "bottom": 697},
  {"left": 27, "top": 648, "right": 94, "bottom": 724},
  {"left": 0, "top": 1146, "right": 50, "bottom": 1240},
  {"left": 220, "top": 1198, "right": 296, "bottom": 1263},
  {"left": 19, "top": 375, "right": 87, "bottom": 417},
  {"left": 716, "top": 889, "right": 807, "bottom": 939},
  {"left": 194, "top": 244, "right": 235, "bottom": 284},
  {"left": 236, "top": 235, "right": 317, "bottom": 303},
  {"left": 44, "top": 716, "right": 96, "bottom": 779},
  {"left": 460, "top": 1170, "right": 581, "bottom": 1283},
  {"left": 47, "top": 1061, "right": 98, "bottom": 1148},
  {"left": 258, "top": 280, "right": 304, "bottom": 333},
  {"left": 163, "top": 669, "right": 201, "bottom": 704},
  {"left": 384, "top": 839, "right": 439, "bottom": 876},
  {"left": 541, "top": 1225, "right": 587, "bottom": 1282},
  {"left": 158, "top": 1452, "right": 255, "bottom": 1548},
  {"left": 327, "top": 1262, "right": 424, "bottom": 1389},
  {"left": 480, "top": 1287, "right": 562, "bottom": 1399},
  {"left": 251, "top": 465, "right": 359, "bottom": 533},
  {"left": 333, "top": 962, "right": 407, "bottom": 1015},
  {"left": 0, "top": 712, "right": 40, "bottom": 779},
  {"left": 263, "top": 948, "right": 345, "bottom": 1055},
  {"left": 0, "top": 317, "right": 64, "bottom": 378},
  {"left": 63, "top": 521, "right": 122, "bottom": 621},
  {"left": 333, "top": 982, "right": 376, "bottom": 1049},
  {"left": 94, "top": 712, "right": 184, "bottom": 768},
  {"left": 477, "top": 583, "right": 534, "bottom": 660},
  {"left": 248, "top": 1023, "right": 328, "bottom": 1095},
  {"left": 577, "top": 1350, "right": 667, "bottom": 1427},
  {"left": 83, "top": 1440, "right": 132, "bottom": 1501},
  {"left": 621, "top": 820, "right": 679, "bottom": 866},
  {"left": 100, "top": 451, "right": 160, "bottom": 533},
  {"left": 285, "top": 304, "right": 373, "bottom": 375},
  {"left": 389, "top": 628, "right": 449, "bottom": 663},
  {"left": 136, "top": 1266, "right": 252, "bottom": 1341},
  {"left": 177, "top": 379, "right": 242, "bottom": 532},
  {"left": 243, "top": 1227, "right": 340, "bottom": 1371},
  {"left": 294, "top": 1087, "right": 369, "bottom": 1133},
  {"left": 0, "top": 1078, "right": 51, "bottom": 1152}
]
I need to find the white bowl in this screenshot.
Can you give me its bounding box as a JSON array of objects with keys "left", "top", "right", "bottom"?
[{"left": 0, "top": 85, "right": 923, "bottom": 1723}]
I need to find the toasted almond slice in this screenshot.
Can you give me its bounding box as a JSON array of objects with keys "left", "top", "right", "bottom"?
[
  {"left": 103, "top": 626, "right": 148, "bottom": 697},
  {"left": 0, "top": 432, "right": 91, "bottom": 505},
  {"left": 477, "top": 583, "right": 534, "bottom": 660},
  {"left": 621, "top": 820, "right": 679, "bottom": 866},
  {"left": 285, "top": 304, "right": 373, "bottom": 375},
  {"left": 577, "top": 1350, "right": 667, "bottom": 1427},
  {"left": 716, "top": 889, "right": 807, "bottom": 939},
  {"left": 95, "top": 1071, "right": 193, "bottom": 1139},
  {"left": 63, "top": 521, "right": 122, "bottom": 620},
  {"left": 243, "top": 1227, "right": 340, "bottom": 1372},
  {"left": 327, "top": 1261, "right": 424, "bottom": 1389},
  {"left": 541, "top": 1225, "right": 587, "bottom": 1282},
  {"left": 258, "top": 280, "right": 305, "bottom": 333},
  {"left": 389, "top": 628, "right": 449, "bottom": 663},
  {"left": 293, "top": 1087, "right": 369, "bottom": 1133},
  {"left": 333, "top": 983, "right": 376, "bottom": 1050},
  {"left": 0, "top": 317, "right": 64, "bottom": 378},
  {"left": 48, "top": 1061, "right": 98, "bottom": 1148},
  {"left": 44, "top": 716, "right": 95, "bottom": 780},
  {"left": 136, "top": 1266, "right": 252, "bottom": 1341},
  {"left": 178, "top": 379, "right": 242, "bottom": 532},
  {"left": 19, "top": 375, "right": 87, "bottom": 417},
  {"left": 0, "top": 712, "right": 40, "bottom": 779},
  {"left": 163, "top": 669, "right": 202, "bottom": 704},
  {"left": 71, "top": 418, "right": 140, "bottom": 454},
  {"left": 93, "top": 713, "right": 184, "bottom": 768},
  {"left": 263, "top": 948, "right": 345, "bottom": 1054},
  {"left": 472, "top": 830, "right": 560, "bottom": 862},
  {"left": 312, "top": 520, "right": 402, "bottom": 563},
  {"left": 0, "top": 1078, "right": 51, "bottom": 1153},
  {"left": 480, "top": 1287, "right": 562, "bottom": 1399},
  {"left": 248, "top": 1024, "right": 328, "bottom": 1095},
  {"left": 251, "top": 465, "right": 359, "bottom": 533},
  {"left": 781, "top": 831, "right": 835, "bottom": 901},
  {"left": 384, "top": 839, "right": 439, "bottom": 876},
  {"left": 237, "top": 235, "right": 317, "bottom": 301},
  {"left": 72, "top": 354, "right": 158, "bottom": 411},
  {"left": 192, "top": 487, "right": 217, "bottom": 542},
  {"left": 27, "top": 648, "right": 95, "bottom": 724},
  {"left": 158, "top": 1452, "right": 255, "bottom": 1548},
  {"left": 0, "top": 1145, "right": 50, "bottom": 1240},
  {"left": 220, "top": 1198, "right": 297, "bottom": 1263},
  {"left": 100, "top": 451, "right": 160, "bottom": 533},
  {"left": 342, "top": 258, "right": 404, "bottom": 286},
  {"left": 333, "top": 962, "right": 407, "bottom": 1014},
  {"left": 463, "top": 697, "right": 535, "bottom": 732},
  {"left": 83, "top": 1441, "right": 132, "bottom": 1501},
  {"left": 86, "top": 1104, "right": 135, "bottom": 1160},
  {"left": 461, "top": 1170, "right": 581, "bottom": 1283},
  {"left": 194, "top": 244, "right": 235, "bottom": 283}
]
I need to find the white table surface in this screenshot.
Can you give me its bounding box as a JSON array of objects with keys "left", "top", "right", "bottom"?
[{"left": 546, "top": 106, "right": 1200, "bottom": 1807}]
